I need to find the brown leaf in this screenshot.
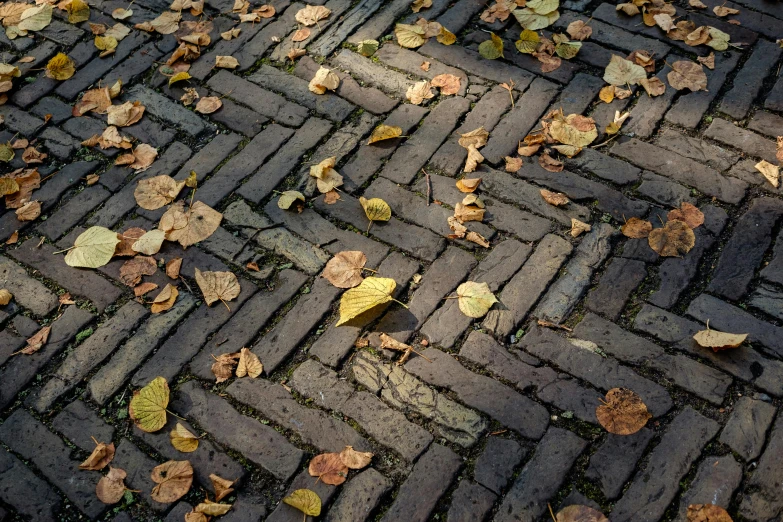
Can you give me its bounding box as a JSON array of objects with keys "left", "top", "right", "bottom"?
[
  {"left": 5, "top": 230, "right": 18, "bottom": 245},
  {"left": 96, "top": 467, "right": 128, "bottom": 504},
  {"left": 59, "top": 293, "right": 75, "bottom": 307},
  {"left": 291, "top": 27, "right": 310, "bottom": 41},
  {"left": 668, "top": 202, "right": 704, "bottom": 229},
  {"left": 570, "top": 218, "right": 592, "bottom": 238},
  {"left": 339, "top": 446, "right": 373, "bottom": 469},
  {"left": 595, "top": 387, "right": 651, "bottom": 435},
  {"left": 134, "top": 175, "right": 186, "bottom": 210},
  {"left": 150, "top": 460, "right": 193, "bottom": 503},
  {"left": 640, "top": 76, "right": 666, "bottom": 97},
  {"left": 420, "top": 61, "right": 430, "bottom": 71},
  {"left": 120, "top": 256, "right": 157, "bottom": 287},
  {"left": 323, "top": 251, "right": 367, "bottom": 288},
  {"left": 16, "top": 200, "right": 41, "bottom": 221},
  {"left": 5, "top": 168, "right": 41, "bottom": 209},
  {"left": 308, "top": 453, "right": 349, "bottom": 485},
  {"left": 456, "top": 177, "right": 481, "bottom": 193},
  {"left": 129, "top": 144, "right": 158, "bottom": 172},
  {"left": 534, "top": 51, "right": 562, "bottom": 73},
  {"left": 556, "top": 505, "right": 609, "bottom": 522},
  {"left": 431, "top": 73, "right": 460, "bottom": 95},
  {"left": 86, "top": 174, "right": 100, "bottom": 186},
  {"left": 697, "top": 52, "right": 715, "bottom": 69},
  {"left": 195, "top": 268, "right": 240, "bottom": 309},
  {"left": 628, "top": 49, "right": 655, "bottom": 72},
  {"left": 518, "top": 144, "right": 541, "bottom": 156},
  {"left": 713, "top": 5, "right": 739, "bottom": 16},
  {"left": 212, "top": 352, "right": 239, "bottom": 382},
  {"left": 106, "top": 101, "right": 145, "bottom": 127},
  {"left": 566, "top": 19, "right": 592, "bottom": 40},
  {"left": 79, "top": 440, "right": 115, "bottom": 470},
  {"left": 159, "top": 200, "right": 222, "bottom": 248},
  {"left": 667, "top": 60, "right": 708, "bottom": 91},
  {"left": 687, "top": 504, "right": 734, "bottom": 522},
  {"left": 406, "top": 80, "right": 434, "bottom": 105},
  {"left": 538, "top": 152, "right": 563, "bottom": 172},
  {"left": 22, "top": 326, "right": 51, "bottom": 355},
  {"left": 195, "top": 96, "right": 222, "bottom": 114},
  {"left": 778, "top": 136, "right": 783, "bottom": 163},
  {"left": 648, "top": 219, "right": 696, "bottom": 257},
  {"left": 540, "top": 188, "right": 569, "bottom": 206},
  {"left": 166, "top": 257, "right": 182, "bottom": 279},
  {"left": 115, "top": 227, "right": 146, "bottom": 256},
  {"left": 134, "top": 282, "right": 158, "bottom": 297},
  {"left": 454, "top": 203, "right": 485, "bottom": 223},
  {"left": 505, "top": 156, "right": 523, "bottom": 172},
  {"left": 693, "top": 322, "right": 747, "bottom": 352},
  {"left": 194, "top": 500, "right": 233, "bottom": 516},
  {"left": 210, "top": 474, "right": 236, "bottom": 502},
  {"left": 236, "top": 347, "right": 263, "bottom": 378},
  {"left": 621, "top": 217, "right": 653, "bottom": 238},
  {"left": 185, "top": 513, "right": 208, "bottom": 522},
  {"left": 689, "top": 0, "right": 707, "bottom": 8},
  {"left": 151, "top": 283, "right": 178, "bottom": 313},
  {"left": 465, "top": 230, "right": 490, "bottom": 248},
  {"left": 296, "top": 4, "right": 330, "bottom": 25}
]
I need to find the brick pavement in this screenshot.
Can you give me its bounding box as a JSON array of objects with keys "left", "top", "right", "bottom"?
[{"left": 0, "top": 0, "right": 782, "bottom": 520}]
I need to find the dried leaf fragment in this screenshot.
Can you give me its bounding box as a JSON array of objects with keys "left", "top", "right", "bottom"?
[
  {"left": 0, "top": 289, "right": 11, "bottom": 305},
  {"left": 406, "top": 80, "right": 434, "bottom": 105},
  {"left": 166, "top": 258, "right": 182, "bottom": 279},
  {"left": 308, "top": 453, "right": 349, "bottom": 485},
  {"left": 621, "top": 217, "right": 653, "bottom": 238},
  {"left": 456, "top": 177, "right": 481, "bottom": 193},
  {"left": 596, "top": 387, "right": 651, "bottom": 435},
  {"left": 648, "top": 219, "right": 696, "bottom": 257},
  {"left": 555, "top": 505, "right": 609, "bottom": 522},
  {"left": 323, "top": 251, "right": 367, "bottom": 288},
  {"left": 16, "top": 200, "right": 41, "bottom": 221},
  {"left": 210, "top": 474, "right": 236, "bottom": 502},
  {"left": 570, "top": 218, "right": 591, "bottom": 237},
  {"left": 151, "top": 283, "right": 178, "bottom": 314},
  {"left": 212, "top": 352, "right": 239, "bottom": 383},
  {"left": 755, "top": 160, "right": 779, "bottom": 188},
  {"left": 540, "top": 189, "right": 569, "bottom": 206},
  {"left": 96, "top": 467, "right": 128, "bottom": 504},
  {"left": 22, "top": 326, "right": 50, "bottom": 355},
  {"left": 215, "top": 55, "right": 239, "bottom": 69},
  {"left": 339, "top": 445, "right": 373, "bottom": 469},
  {"left": 431, "top": 73, "right": 460, "bottom": 95}
]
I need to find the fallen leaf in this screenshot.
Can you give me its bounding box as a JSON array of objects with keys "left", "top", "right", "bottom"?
[
  {"left": 135, "top": 175, "right": 186, "bottom": 210},
  {"left": 713, "top": 5, "right": 739, "bottom": 16},
  {"left": 357, "top": 39, "right": 379, "bottom": 56},
  {"left": 778, "top": 137, "right": 783, "bottom": 163},
  {"left": 160, "top": 200, "right": 222, "bottom": 248},
  {"left": 195, "top": 96, "right": 222, "bottom": 114},
  {"left": 129, "top": 376, "right": 169, "bottom": 432},
  {"left": 323, "top": 251, "right": 368, "bottom": 288},
  {"left": 0, "top": 289, "right": 11, "bottom": 305},
  {"left": 339, "top": 446, "right": 373, "bottom": 469},
  {"left": 212, "top": 352, "right": 239, "bottom": 383},
  {"left": 15, "top": 200, "right": 40, "bottom": 221},
  {"left": 135, "top": 282, "right": 158, "bottom": 297},
  {"left": 640, "top": 76, "right": 666, "bottom": 97},
  {"left": 5, "top": 231, "right": 18, "bottom": 245},
  {"left": 455, "top": 281, "right": 497, "bottom": 318},
  {"left": 755, "top": 160, "right": 779, "bottom": 187},
  {"left": 166, "top": 258, "right": 182, "bottom": 279},
  {"left": 596, "top": 387, "right": 651, "bottom": 435},
  {"left": 621, "top": 217, "right": 653, "bottom": 238},
  {"left": 195, "top": 268, "right": 240, "bottom": 310},
  {"left": 411, "top": 0, "right": 432, "bottom": 12},
  {"left": 254, "top": 4, "right": 275, "bottom": 17},
  {"left": 693, "top": 322, "right": 747, "bottom": 352},
  {"left": 112, "top": 7, "right": 132, "bottom": 19},
  {"left": 291, "top": 27, "right": 310, "bottom": 41},
  {"left": 479, "top": 32, "right": 504, "bottom": 59},
  {"left": 0, "top": 177, "right": 19, "bottom": 195},
  {"left": 236, "top": 347, "right": 263, "bottom": 378},
  {"left": 505, "top": 156, "right": 523, "bottom": 172},
  {"left": 120, "top": 256, "right": 157, "bottom": 287},
  {"left": 151, "top": 283, "right": 178, "bottom": 313},
  {"left": 431, "top": 73, "right": 460, "bottom": 95},
  {"left": 79, "top": 439, "right": 116, "bottom": 471},
  {"left": 359, "top": 196, "right": 391, "bottom": 231},
  {"left": 210, "top": 474, "right": 236, "bottom": 502},
  {"left": 538, "top": 152, "right": 564, "bottom": 172},
  {"left": 459, "top": 127, "right": 490, "bottom": 149},
  {"left": 464, "top": 145, "right": 485, "bottom": 173},
  {"left": 697, "top": 52, "right": 715, "bottom": 69},
  {"left": 129, "top": 144, "right": 158, "bottom": 172},
  {"left": 21, "top": 326, "right": 50, "bottom": 354},
  {"left": 603, "top": 55, "right": 646, "bottom": 86},
  {"left": 168, "top": 71, "right": 192, "bottom": 87},
  {"left": 149, "top": 11, "right": 181, "bottom": 34},
  {"left": 648, "top": 219, "right": 696, "bottom": 256},
  {"left": 549, "top": 113, "right": 597, "bottom": 147},
  {"left": 465, "top": 230, "right": 490, "bottom": 248},
  {"left": 150, "top": 460, "right": 193, "bottom": 503},
  {"left": 221, "top": 26, "right": 241, "bottom": 40},
  {"left": 406, "top": 80, "right": 434, "bottom": 105},
  {"left": 689, "top": 0, "right": 707, "bottom": 7},
  {"left": 4, "top": 168, "right": 40, "bottom": 209},
  {"left": 296, "top": 5, "right": 330, "bottom": 26},
  {"left": 64, "top": 226, "right": 121, "bottom": 268},
  {"left": 337, "top": 277, "right": 399, "bottom": 326},
  {"left": 18, "top": 4, "right": 53, "bottom": 31},
  {"left": 454, "top": 202, "right": 485, "bottom": 223},
  {"left": 687, "top": 504, "right": 734, "bottom": 522},
  {"left": 46, "top": 52, "right": 75, "bottom": 80},
  {"left": 668, "top": 202, "right": 704, "bottom": 229},
  {"left": 96, "top": 467, "right": 128, "bottom": 504},
  {"left": 667, "top": 60, "right": 708, "bottom": 91},
  {"left": 368, "top": 124, "right": 403, "bottom": 144},
  {"left": 456, "top": 177, "right": 481, "bottom": 193},
  {"left": 194, "top": 501, "right": 233, "bottom": 516},
  {"left": 513, "top": 7, "right": 559, "bottom": 30},
  {"left": 570, "top": 218, "right": 591, "bottom": 237},
  {"left": 556, "top": 505, "right": 609, "bottom": 522},
  {"left": 567, "top": 19, "right": 592, "bottom": 40},
  {"left": 309, "top": 453, "right": 349, "bottom": 485},
  {"left": 308, "top": 66, "right": 340, "bottom": 95},
  {"left": 115, "top": 227, "right": 145, "bottom": 256},
  {"left": 278, "top": 190, "right": 305, "bottom": 210},
  {"left": 132, "top": 229, "right": 166, "bottom": 255},
  {"left": 283, "top": 489, "right": 321, "bottom": 517},
  {"left": 215, "top": 55, "right": 239, "bottom": 69},
  {"left": 395, "top": 23, "right": 426, "bottom": 48},
  {"left": 170, "top": 423, "right": 199, "bottom": 453},
  {"left": 540, "top": 188, "right": 569, "bottom": 206},
  {"left": 21, "top": 146, "right": 46, "bottom": 165}
]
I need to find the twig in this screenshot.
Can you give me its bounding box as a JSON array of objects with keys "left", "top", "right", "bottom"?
[
  {"left": 537, "top": 319, "right": 573, "bottom": 332},
  {"left": 423, "top": 168, "right": 432, "bottom": 206}
]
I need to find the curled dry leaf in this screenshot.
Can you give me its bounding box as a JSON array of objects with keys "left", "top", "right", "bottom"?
[
  {"left": 687, "top": 504, "right": 734, "bottom": 522},
  {"left": 621, "top": 217, "right": 653, "bottom": 238},
  {"left": 693, "top": 321, "right": 747, "bottom": 352},
  {"left": 308, "top": 453, "right": 349, "bottom": 485},
  {"left": 150, "top": 460, "right": 193, "bottom": 503},
  {"left": 129, "top": 376, "right": 170, "bottom": 433},
  {"left": 296, "top": 5, "right": 330, "bottom": 26},
  {"left": 697, "top": 52, "right": 715, "bottom": 70},
  {"left": 107, "top": 101, "right": 145, "bottom": 127},
  {"left": 80, "top": 440, "right": 116, "bottom": 470},
  {"left": 505, "top": 156, "right": 523, "bottom": 172},
  {"left": 337, "top": 276, "right": 398, "bottom": 326},
  {"left": 455, "top": 281, "right": 498, "bottom": 318},
  {"left": 120, "top": 256, "right": 157, "bottom": 287},
  {"left": 755, "top": 160, "right": 779, "bottom": 188},
  {"left": 538, "top": 152, "right": 564, "bottom": 172},
  {"left": 667, "top": 60, "right": 708, "bottom": 92},
  {"left": 648, "top": 219, "right": 696, "bottom": 257},
  {"left": 570, "top": 218, "right": 591, "bottom": 237},
  {"left": 668, "top": 202, "right": 704, "bottom": 229},
  {"left": 339, "top": 445, "right": 373, "bottom": 469},
  {"left": 431, "top": 73, "right": 460, "bottom": 95},
  {"left": 22, "top": 326, "right": 51, "bottom": 355},
  {"left": 215, "top": 55, "right": 239, "bottom": 69},
  {"left": 283, "top": 489, "right": 321, "bottom": 517},
  {"left": 115, "top": 227, "right": 145, "bottom": 256},
  {"left": 540, "top": 188, "right": 569, "bottom": 206},
  {"left": 548, "top": 113, "right": 597, "bottom": 148},
  {"left": 464, "top": 145, "right": 485, "bottom": 173},
  {"left": 236, "top": 347, "right": 263, "bottom": 378},
  {"left": 555, "top": 505, "right": 609, "bottom": 522},
  {"left": 368, "top": 124, "right": 403, "bottom": 144},
  {"left": 459, "top": 127, "right": 490, "bottom": 149},
  {"left": 595, "top": 387, "right": 651, "bottom": 435},
  {"left": 195, "top": 268, "right": 240, "bottom": 309},
  {"left": 170, "top": 423, "right": 199, "bottom": 453},
  {"left": 291, "top": 27, "right": 310, "bottom": 41},
  {"left": 151, "top": 283, "right": 178, "bottom": 313},
  {"left": 713, "top": 5, "right": 739, "bottom": 16},
  {"left": 640, "top": 76, "right": 666, "bottom": 97},
  {"left": 166, "top": 257, "right": 182, "bottom": 279},
  {"left": 65, "top": 226, "right": 121, "bottom": 268},
  {"left": 411, "top": 0, "right": 432, "bottom": 12},
  {"left": 221, "top": 26, "right": 241, "bottom": 40},
  {"left": 135, "top": 282, "right": 158, "bottom": 297},
  {"left": 15, "top": 200, "right": 41, "bottom": 221},
  {"left": 210, "top": 474, "right": 236, "bottom": 502},
  {"left": 46, "top": 52, "right": 76, "bottom": 80},
  {"left": 323, "top": 251, "right": 368, "bottom": 288},
  {"left": 454, "top": 202, "right": 485, "bottom": 223},
  {"left": 212, "top": 352, "right": 239, "bottom": 383},
  {"left": 0, "top": 289, "right": 11, "bottom": 305},
  {"left": 406, "top": 80, "right": 434, "bottom": 105},
  {"left": 195, "top": 96, "right": 222, "bottom": 114},
  {"left": 129, "top": 144, "right": 158, "bottom": 172},
  {"left": 135, "top": 175, "right": 186, "bottom": 210},
  {"left": 194, "top": 501, "right": 233, "bottom": 516},
  {"left": 278, "top": 190, "right": 305, "bottom": 211},
  {"left": 96, "top": 467, "right": 128, "bottom": 504},
  {"left": 466, "top": 231, "right": 490, "bottom": 248},
  {"left": 456, "top": 177, "right": 481, "bottom": 193}
]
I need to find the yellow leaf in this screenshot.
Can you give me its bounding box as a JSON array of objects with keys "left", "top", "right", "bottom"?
[
  {"left": 548, "top": 114, "right": 597, "bottom": 147},
  {"left": 170, "top": 423, "right": 199, "bottom": 452},
  {"left": 395, "top": 23, "right": 425, "bottom": 48},
  {"left": 357, "top": 39, "right": 378, "bottom": 56},
  {"left": 455, "top": 281, "right": 497, "bottom": 318},
  {"left": 359, "top": 196, "right": 391, "bottom": 232},
  {"left": 64, "top": 226, "right": 121, "bottom": 268},
  {"left": 478, "top": 32, "right": 504, "bottom": 59},
  {"left": 368, "top": 124, "right": 402, "bottom": 144},
  {"left": 603, "top": 54, "right": 646, "bottom": 86},
  {"left": 131, "top": 229, "right": 166, "bottom": 255},
  {"left": 277, "top": 190, "right": 305, "bottom": 210},
  {"left": 45, "top": 53, "right": 75, "bottom": 80},
  {"left": 513, "top": 7, "right": 559, "bottom": 30},
  {"left": 337, "top": 277, "right": 399, "bottom": 326},
  {"left": 282, "top": 489, "right": 321, "bottom": 517},
  {"left": 169, "top": 71, "right": 192, "bottom": 87},
  {"left": 67, "top": 0, "right": 90, "bottom": 23},
  {"left": 693, "top": 321, "right": 747, "bottom": 352},
  {"left": 236, "top": 347, "right": 263, "bottom": 378},
  {"left": 755, "top": 160, "right": 779, "bottom": 188},
  {"left": 195, "top": 501, "right": 233, "bottom": 516},
  {"left": 515, "top": 29, "right": 540, "bottom": 53},
  {"left": 129, "top": 376, "right": 169, "bottom": 433},
  {"left": 215, "top": 55, "right": 239, "bottom": 69},
  {"left": 437, "top": 26, "right": 456, "bottom": 45},
  {"left": 527, "top": 0, "right": 559, "bottom": 15},
  {"left": 0, "top": 289, "right": 11, "bottom": 305}
]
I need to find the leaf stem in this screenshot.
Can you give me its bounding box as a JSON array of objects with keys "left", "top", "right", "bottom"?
[
  {"left": 219, "top": 298, "right": 231, "bottom": 312},
  {"left": 51, "top": 246, "right": 75, "bottom": 255},
  {"left": 391, "top": 298, "right": 409, "bottom": 309},
  {"left": 166, "top": 408, "right": 186, "bottom": 421}
]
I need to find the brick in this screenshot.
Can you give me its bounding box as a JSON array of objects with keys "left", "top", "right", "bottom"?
[
  {"left": 291, "top": 359, "right": 433, "bottom": 461},
  {"left": 379, "top": 96, "right": 470, "bottom": 184},
  {"left": 266, "top": 468, "right": 339, "bottom": 522},
  {"left": 376, "top": 43, "right": 468, "bottom": 96},
  {"left": 422, "top": 240, "right": 531, "bottom": 348},
  {"left": 190, "top": 269, "right": 307, "bottom": 379},
  {"left": 637, "top": 171, "right": 696, "bottom": 207},
  {"left": 234, "top": 3, "right": 303, "bottom": 71},
  {"left": 749, "top": 110, "right": 783, "bottom": 139},
  {"left": 227, "top": 378, "right": 370, "bottom": 452},
  {"left": 473, "top": 437, "right": 526, "bottom": 494},
  {"left": 719, "top": 396, "right": 777, "bottom": 461},
  {"left": 655, "top": 128, "right": 738, "bottom": 172},
  {"left": 677, "top": 455, "right": 742, "bottom": 521},
  {"left": 709, "top": 197, "right": 783, "bottom": 300},
  {"left": 207, "top": 70, "right": 308, "bottom": 127},
  {"left": 52, "top": 400, "right": 115, "bottom": 449},
  {"left": 749, "top": 283, "right": 783, "bottom": 320},
  {"left": 124, "top": 85, "right": 213, "bottom": 136},
  {"left": 112, "top": 440, "right": 169, "bottom": 512},
  {"left": 482, "top": 78, "right": 559, "bottom": 165},
  {"left": 198, "top": 124, "right": 292, "bottom": 206},
  {"left": 174, "top": 133, "right": 243, "bottom": 182},
  {"left": 552, "top": 72, "right": 605, "bottom": 113},
  {"left": 237, "top": 118, "right": 332, "bottom": 204},
  {"left": 310, "top": 0, "right": 382, "bottom": 56},
  {"left": 0, "top": 105, "right": 46, "bottom": 136},
  {"left": 434, "top": 0, "right": 485, "bottom": 32},
  {"left": 648, "top": 227, "right": 714, "bottom": 309},
  {"left": 173, "top": 381, "right": 303, "bottom": 480},
  {"left": 767, "top": 76, "right": 783, "bottom": 112},
  {"left": 347, "top": 0, "right": 414, "bottom": 44},
  {"left": 14, "top": 40, "right": 57, "bottom": 75},
  {"left": 102, "top": 41, "right": 163, "bottom": 88},
  {"left": 333, "top": 49, "right": 413, "bottom": 99},
  {"left": 705, "top": 117, "right": 778, "bottom": 163},
  {"left": 31, "top": 96, "right": 73, "bottom": 124},
  {"left": 406, "top": 347, "right": 549, "bottom": 439},
  {"left": 611, "top": 138, "right": 747, "bottom": 204},
  {"left": 625, "top": 69, "right": 678, "bottom": 138},
  {"left": 495, "top": 428, "right": 587, "bottom": 522},
  {"left": 611, "top": 408, "right": 720, "bottom": 522},
  {"left": 37, "top": 185, "right": 111, "bottom": 240},
  {"left": 352, "top": 352, "right": 487, "bottom": 447},
  {"left": 198, "top": 227, "right": 253, "bottom": 265},
  {"left": 269, "top": 0, "right": 353, "bottom": 61},
  {"left": 586, "top": 429, "right": 653, "bottom": 499},
  {"left": 585, "top": 257, "right": 645, "bottom": 320},
  {"left": 39, "top": 126, "right": 80, "bottom": 159},
  {"left": 381, "top": 444, "right": 462, "bottom": 522},
  {"left": 0, "top": 446, "right": 62, "bottom": 522},
  {"left": 521, "top": 326, "right": 673, "bottom": 416},
  {"left": 447, "top": 481, "right": 497, "bottom": 522},
  {"left": 720, "top": 40, "right": 782, "bottom": 119},
  {"left": 740, "top": 415, "right": 783, "bottom": 520},
  {"left": 556, "top": 10, "right": 670, "bottom": 56},
  {"left": 0, "top": 410, "right": 105, "bottom": 519},
  {"left": 482, "top": 31, "right": 578, "bottom": 84},
  {"left": 89, "top": 294, "right": 195, "bottom": 404},
  {"left": 762, "top": 229, "right": 783, "bottom": 286},
  {"left": 324, "top": 468, "right": 391, "bottom": 522},
  {"left": 313, "top": 191, "right": 444, "bottom": 261},
  {"left": 0, "top": 256, "right": 58, "bottom": 316},
  {"left": 483, "top": 234, "right": 572, "bottom": 338}
]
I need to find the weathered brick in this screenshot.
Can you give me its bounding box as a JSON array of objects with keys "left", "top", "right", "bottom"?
[
  {"left": 332, "top": 48, "right": 412, "bottom": 99},
  {"left": 31, "top": 96, "right": 73, "bottom": 124},
  {"left": 637, "top": 171, "right": 697, "bottom": 207},
  {"left": 767, "top": 76, "right": 783, "bottom": 112},
  {"left": 704, "top": 117, "right": 778, "bottom": 164},
  {"left": 586, "top": 428, "right": 654, "bottom": 499},
  {"left": 677, "top": 455, "right": 742, "bottom": 521},
  {"left": 585, "top": 257, "right": 645, "bottom": 320},
  {"left": 655, "top": 128, "right": 738, "bottom": 172},
  {"left": 324, "top": 468, "right": 391, "bottom": 522},
  {"left": 473, "top": 437, "right": 526, "bottom": 494},
  {"left": 720, "top": 40, "right": 782, "bottom": 119},
  {"left": 556, "top": 10, "right": 670, "bottom": 56},
  {"left": 0, "top": 446, "right": 63, "bottom": 521},
  {"left": 0, "top": 256, "right": 58, "bottom": 316},
  {"left": 124, "top": 85, "right": 213, "bottom": 136},
  {"left": 233, "top": 3, "right": 305, "bottom": 70},
  {"left": 740, "top": 414, "right": 783, "bottom": 520},
  {"left": 0, "top": 105, "right": 45, "bottom": 136},
  {"left": 719, "top": 396, "right": 776, "bottom": 461},
  {"left": 624, "top": 68, "right": 679, "bottom": 138},
  {"left": 347, "top": 0, "right": 415, "bottom": 44},
  {"left": 376, "top": 43, "right": 468, "bottom": 96},
  {"left": 266, "top": 468, "right": 338, "bottom": 522},
  {"left": 749, "top": 283, "right": 783, "bottom": 320},
  {"left": 447, "top": 481, "right": 497, "bottom": 522},
  {"left": 37, "top": 185, "right": 111, "bottom": 240},
  {"left": 52, "top": 400, "right": 115, "bottom": 449}
]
